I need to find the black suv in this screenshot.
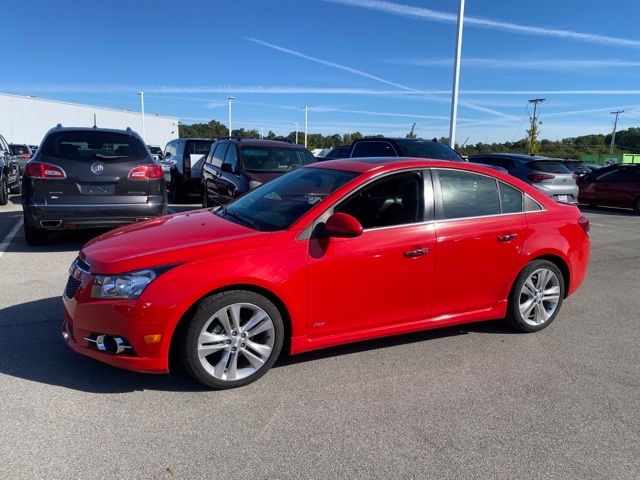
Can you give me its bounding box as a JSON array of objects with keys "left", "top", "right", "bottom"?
[
  {"left": 162, "top": 138, "right": 213, "bottom": 202},
  {"left": 349, "top": 137, "right": 465, "bottom": 161},
  {"left": 201, "top": 138, "right": 317, "bottom": 207},
  {"left": 0, "top": 133, "right": 21, "bottom": 204},
  {"left": 22, "top": 126, "right": 167, "bottom": 245}
]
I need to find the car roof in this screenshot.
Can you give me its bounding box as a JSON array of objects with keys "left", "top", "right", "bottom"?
[
  {"left": 219, "top": 138, "right": 307, "bottom": 148},
  {"left": 46, "top": 126, "right": 141, "bottom": 135},
  {"left": 306, "top": 157, "right": 513, "bottom": 175},
  {"left": 470, "top": 152, "right": 560, "bottom": 162},
  {"left": 172, "top": 137, "right": 212, "bottom": 142}
]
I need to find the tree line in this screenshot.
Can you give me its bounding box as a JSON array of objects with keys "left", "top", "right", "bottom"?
[{"left": 179, "top": 119, "right": 640, "bottom": 158}]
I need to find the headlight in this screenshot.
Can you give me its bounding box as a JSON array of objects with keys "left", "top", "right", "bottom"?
[
  {"left": 249, "top": 180, "right": 262, "bottom": 190},
  {"left": 91, "top": 269, "right": 157, "bottom": 299}
]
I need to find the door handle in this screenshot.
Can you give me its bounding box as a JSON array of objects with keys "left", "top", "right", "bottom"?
[
  {"left": 497, "top": 233, "right": 519, "bottom": 242},
  {"left": 404, "top": 248, "right": 430, "bottom": 258}
]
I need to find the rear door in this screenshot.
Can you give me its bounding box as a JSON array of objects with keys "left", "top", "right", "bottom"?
[
  {"left": 35, "top": 130, "right": 153, "bottom": 205},
  {"left": 593, "top": 166, "right": 639, "bottom": 207},
  {"left": 432, "top": 169, "right": 527, "bottom": 316}
]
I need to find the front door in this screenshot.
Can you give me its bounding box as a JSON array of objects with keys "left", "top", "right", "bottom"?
[{"left": 306, "top": 171, "right": 436, "bottom": 338}]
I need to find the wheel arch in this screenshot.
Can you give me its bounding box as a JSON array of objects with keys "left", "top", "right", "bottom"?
[
  {"left": 530, "top": 253, "right": 571, "bottom": 298},
  {"left": 167, "top": 283, "right": 293, "bottom": 370}
]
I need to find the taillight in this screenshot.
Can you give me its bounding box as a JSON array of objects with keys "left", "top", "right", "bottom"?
[
  {"left": 24, "top": 162, "right": 66, "bottom": 179},
  {"left": 577, "top": 215, "right": 590, "bottom": 235},
  {"left": 183, "top": 154, "right": 191, "bottom": 175},
  {"left": 528, "top": 173, "right": 555, "bottom": 183},
  {"left": 22, "top": 154, "right": 31, "bottom": 160},
  {"left": 128, "top": 165, "right": 163, "bottom": 180}
]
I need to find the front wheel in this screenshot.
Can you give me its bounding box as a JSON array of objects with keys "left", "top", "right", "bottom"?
[
  {"left": 180, "top": 290, "right": 284, "bottom": 389},
  {"left": 633, "top": 196, "right": 640, "bottom": 213},
  {"left": 0, "top": 175, "right": 8, "bottom": 205},
  {"left": 506, "top": 260, "right": 565, "bottom": 332}
]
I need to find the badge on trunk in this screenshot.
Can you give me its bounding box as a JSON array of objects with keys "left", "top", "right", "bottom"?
[{"left": 91, "top": 163, "right": 104, "bottom": 174}]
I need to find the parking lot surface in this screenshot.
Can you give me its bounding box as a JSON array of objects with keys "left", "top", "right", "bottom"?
[{"left": 0, "top": 194, "right": 638, "bottom": 480}]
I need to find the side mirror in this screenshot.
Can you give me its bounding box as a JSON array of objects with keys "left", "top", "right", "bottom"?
[
  {"left": 221, "top": 163, "right": 234, "bottom": 173},
  {"left": 323, "top": 212, "right": 363, "bottom": 238}
]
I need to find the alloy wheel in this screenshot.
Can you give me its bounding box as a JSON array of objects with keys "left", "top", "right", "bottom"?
[
  {"left": 197, "top": 302, "right": 275, "bottom": 381},
  {"left": 518, "top": 268, "right": 561, "bottom": 326}
]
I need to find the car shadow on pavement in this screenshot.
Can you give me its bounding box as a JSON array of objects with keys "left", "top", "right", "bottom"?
[
  {"left": 579, "top": 205, "right": 638, "bottom": 217},
  {"left": 0, "top": 296, "right": 207, "bottom": 393}
]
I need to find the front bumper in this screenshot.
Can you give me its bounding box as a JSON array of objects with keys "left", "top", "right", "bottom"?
[{"left": 24, "top": 200, "right": 167, "bottom": 230}]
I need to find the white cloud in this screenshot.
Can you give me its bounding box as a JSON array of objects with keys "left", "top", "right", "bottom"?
[
  {"left": 386, "top": 58, "right": 640, "bottom": 71},
  {"left": 325, "top": 0, "right": 640, "bottom": 49}
]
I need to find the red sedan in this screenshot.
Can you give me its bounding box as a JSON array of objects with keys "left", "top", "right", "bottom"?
[
  {"left": 577, "top": 163, "right": 640, "bottom": 212},
  {"left": 62, "top": 159, "right": 590, "bottom": 389}
]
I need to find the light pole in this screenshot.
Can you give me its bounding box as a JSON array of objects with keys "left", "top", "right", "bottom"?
[
  {"left": 291, "top": 122, "right": 299, "bottom": 144},
  {"left": 300, "top": 106, "right": 308, "bottom": 148},
  {"left": 227, "top": 96, "right": 235, "bottom": 137},
  {"left": 137, "top": 91, "right": 145, "bottom": 141},
  {"left": 259, "top": 127, "right": 264, "bottom": 139},
  {"left": 609, "top": 110, "right": 624, "bottom": 154},
  {"left": 448, "top": 0, "right": 465, "bottom": 149}
]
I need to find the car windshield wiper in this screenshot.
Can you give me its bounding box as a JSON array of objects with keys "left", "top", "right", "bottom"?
[
  {"left": 221, "top": 206, "right": 260, "bottom": 230},
  {"left": 94, "top": 154, "right": 128, "bottom": 159}
]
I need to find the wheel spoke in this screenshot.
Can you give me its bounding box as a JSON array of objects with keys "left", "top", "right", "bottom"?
[
  {"left": 229, "top": 304, "right": 242, "bottom": 331},
  {"left": 247, "top": 318, "right": 274, "bottom": 338},
  {"left": 534, "top": 303, "right": 549, "bottom": 324},
  {"left": 226, "top": 350, "right": 239, "bottom": 381},
  {"left": 215, "top": 310, "right": 232, "bottom": 335},
  {"left": 213, "top": 349, "right": 231, "bottom": 379},
  {"left": 535, "top": 270, "right": 549, "bottom": 289},
  {"left": 245, "top": 340, "right": 271, "bottom": 358},
  {"left": 242, "top": 348, "right": 266, "bottom": 369},
  {"left": 242, "top": 311, "right": 268, "bottom": 333},
  {"left": 523, "top": 278, "right": 537, "bottom": 297},
  {"left": 198, "top": 343, "right": 228, "bottom": 358},
  {"left": 520, "top": 298, "right": 536, "bottom": 319},
  {"left": 199, "top": 331, "right": 228, "bottom": 345}
]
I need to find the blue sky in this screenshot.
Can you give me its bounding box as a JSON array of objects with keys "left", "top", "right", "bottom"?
[{"left": 3, "top": 0, "right": 640, "bottom": 143}]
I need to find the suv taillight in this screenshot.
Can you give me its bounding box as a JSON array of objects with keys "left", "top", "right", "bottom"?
[
  {"left": 22, "top": 154, "right": 31, "bottom": 160},
  {"left": 528, "top": 173, "right": 555, "bottom": 183},
  {"left": 183, "top": 152, "right": 191, "bottom": 175},
  {"left": 24, "top": 162, "right": 66, "bottom": 179},
  {"left": 577, "top": 215, "right": 590, "bottom": 235},
  {"left": 128, "top": 165, "right": 163, "bottom": 180}
]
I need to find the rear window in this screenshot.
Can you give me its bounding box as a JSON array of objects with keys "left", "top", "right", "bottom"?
[
  {"left": 40, "top": 131, "right": 147, "bottom": 161},
  {"left": 240, "top": 147, "right": 316, "bottom": 172},
  {"left": 189, "top": 141, "right": 213, "bottom": 155},
  {"left": 528, "top": 161, "right": 570, "bottom": 173},
  {"left": 10, "top": 145, "right": 30, "bottom": 155},
  {"left": 148, "top": 146, "right": 162, "bottom": 155},
  {"left": 395, "top": 139, "right": 464, "bottom": 161}
]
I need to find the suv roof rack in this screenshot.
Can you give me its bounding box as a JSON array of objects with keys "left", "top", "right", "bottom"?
[{"left": 215, "top": 136, "right": 244, "bottom": 141}]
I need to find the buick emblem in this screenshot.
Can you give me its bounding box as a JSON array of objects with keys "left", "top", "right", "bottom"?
[{"left": 91, "top": 163, "right": 104, "bottom": 174}]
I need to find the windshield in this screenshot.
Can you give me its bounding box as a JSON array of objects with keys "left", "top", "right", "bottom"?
[
  {"left": 240, "top": 146, "right": 316, "bottom": 172},
  {"left": 394, "top": 139, "right": 464, "bottom": 161},
  {"left": 40, "top": 131, "right": 147, "bottom": 161},
  {"left": 148, "top": 146, "right": 163, "bottom": 155},
  {"left": 528, "top": 161, "right": 571, "bottom": 173},
  {"left": 217, "top": 167, "right": 359, "bottom": 231}
]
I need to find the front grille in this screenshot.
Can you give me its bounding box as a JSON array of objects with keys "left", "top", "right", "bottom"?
[{"left": 64, "top": 276, "right": 82, "bottom": 300}]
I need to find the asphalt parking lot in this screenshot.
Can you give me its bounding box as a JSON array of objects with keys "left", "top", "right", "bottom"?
[{"left": 0, "top": 195, "right": 638, "bottom": 480}]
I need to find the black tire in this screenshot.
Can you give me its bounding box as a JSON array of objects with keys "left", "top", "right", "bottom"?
[
  {"left": 24, "top": 217, "right": 49, "bottom": 246},
  {"left": 169, "top": 172, "right": 187, "bottom": 204},
  {"left": 201, "top": 185, "right": 211, "bottom": 208},
  {"left": 0, "top": 174, "right": 8, "bottom": 206},
  {"left": 180, "top": 290, "right": 284, "bottom": 389},
  {"left": 9, "top": 179, "right": 22, "bottom": 194},
  {"left": 633, "top": 196, "right": 640, "bottom": 213},
  {"left": 506, "top": 259, "right": 565, "bottom": 333}
]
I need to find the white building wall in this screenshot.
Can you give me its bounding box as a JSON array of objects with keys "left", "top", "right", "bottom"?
[{"left": 0, "top": 93, "right": 179, "bottom": 148}]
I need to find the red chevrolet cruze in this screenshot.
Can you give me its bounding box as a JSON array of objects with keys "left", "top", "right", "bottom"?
[{"left": 62, "top": 159, "right": 590, "bottom": 389}]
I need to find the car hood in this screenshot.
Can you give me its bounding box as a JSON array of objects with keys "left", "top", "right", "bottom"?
[{"left": 81, "top": 208, "right": 270, "bottom": 274}]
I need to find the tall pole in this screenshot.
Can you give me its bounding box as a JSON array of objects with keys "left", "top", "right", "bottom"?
[
  {"left": 609, "top": 110, "right": 624, "bottom": 154},
  {"left": 527, "top": 98, "right": 546, "bottom": 154},
  {"left": 227, "top": 96, "right": 235, "bottom": 137},
  {"left": 529, "top": 98, "right": 545, "bottom": 126},
  {"left": 301, "top": 106, "right": 308, "bottom": 148},
  {"left": 259, "top": 127, "right": 264, "bottom": 139},
  {"left": 448, "top": 0, "right": 465, "bottom": 149},
  {"left": 137, "top": 91, "right": 145, "bottom": 141},
  {"left": 292, "top": 122, "right": 299, "bottom": 144}
]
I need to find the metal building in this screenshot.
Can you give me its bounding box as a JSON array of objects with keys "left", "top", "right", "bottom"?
[{"left": 0, "top": 92, "right": 179, "bottom": 147}]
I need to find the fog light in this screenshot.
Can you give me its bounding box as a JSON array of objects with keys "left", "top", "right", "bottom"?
[{"left": 144, "top": 334, "right": 162, "bottom": 344}]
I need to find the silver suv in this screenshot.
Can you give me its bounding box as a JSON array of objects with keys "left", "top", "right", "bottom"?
[{"left": 469, "top": 153, "right": 578, "bottom": 204}]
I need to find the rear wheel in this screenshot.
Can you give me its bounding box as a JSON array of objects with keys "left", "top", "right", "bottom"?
[
  {"left": 169, "top": 172, "right": 187, "bottom": 204},
  {"left": 24, "top": 217, "right": 49, "bottom": 246},
  {"left": 0, "top": 174, "right": 8, "bottom": 205},
  {"left": 633, "top": 196, "right": 640, "bottom": 213},
  {"left": 180, "top": 290, "right": 284, "bottom": 389},
  {"left": 506, "top": 260, "right": 565, "bottom": 332}
]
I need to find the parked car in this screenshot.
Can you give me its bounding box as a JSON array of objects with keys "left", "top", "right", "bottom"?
[
  {"left": 201, "top": 138, "right": 317, "bottom": 207},
  {"left": 162, "top": 138, "right": 213, "bottom": 202},
  {"left": 0, "top": 134, "right": 22, "bottom": 204},
  {"left": 585, "top": 163, "right": 602, "bottom": 171},
  {"left": 147, "top": 145, "right": 163, "bottom": 162},
  {"left": 469, "top": 153, "right": 579, "bottom": 204},
  {"left": 61, "top": 158, "right": 590, "bottom": 389},
  {"left": 22, "top": 126, "right": 166, "bottom": 245},
  {"left": 9, "top": 143, "right": 33, "bottom": 173},
  {"left": 577, "top": 163, "right": 640, "bottom": 212},
  {"left": 321, "top": 145, "right": 351, "bottom": 160},
  {"left": 560, "top": 159, "right": 591, "bottom": 177},
  {"left": 30, "top": 144, "right": 38, "bottom": 153},
  {"left": 349, "top": 137, "right": 465, "bottom": 161}
]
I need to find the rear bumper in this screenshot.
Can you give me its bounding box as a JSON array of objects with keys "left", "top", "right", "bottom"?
[
  {"left": 532, "top": 185, "right": 579, "bottom": 204},
  {"left": 24, "top": 199, "right": 167, "bottom": 230}
]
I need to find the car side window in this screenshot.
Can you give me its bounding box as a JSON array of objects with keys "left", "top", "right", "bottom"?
[
  {"left": 206, "top": 143, "right": 219, "bottom": 165},
  {"left": 224, "top": 144, "right": 238, "bottom": 170},
  {"left": 335, "top": 171, "right": 423, "bottom": 229},
  {"left": 175, "top": 142, "right": 184, "bottom": 156},
  {"left": 212, "top": 142, "right": 228, "bottom": 167},
  {"left": 351, "top": 141, "right": 396, "bottom": 158},
  {"left": 436, "top": 169, "right": 501, "bottom": 220},
  {"left": 595, "top": 167, "right": 624, "bottom": 181},
  {"left": 498, "top": 181, "right": 523, "bottom": 213}
]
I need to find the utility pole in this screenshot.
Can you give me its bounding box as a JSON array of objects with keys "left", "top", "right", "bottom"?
[
  {"left": 609, "top": 110, "right": 624, "bottom": 154},
  {"left": 291, "top": 122, "right": 299, "bottom": 144},
  {"left": 526, "top": 98, "right": 545, "bottom": 154},
  {"left": 448, "top": 0, "right": 465, "bottom": 149},
  {"left": 259, "top": 127, "right": 264, "bottom": 139}
]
